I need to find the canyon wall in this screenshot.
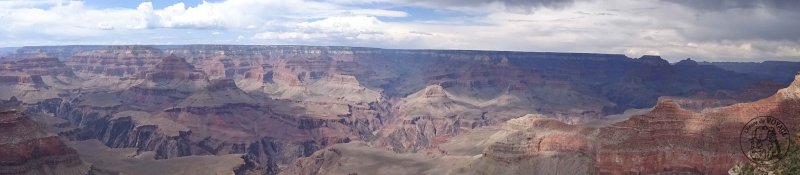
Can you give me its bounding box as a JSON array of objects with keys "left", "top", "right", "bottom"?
[
  {"left": 0, "top": 45, "right": 794, "bottom": 174},
  {"left": 0, "top": 98, "right": 90, "bottom": 175}
]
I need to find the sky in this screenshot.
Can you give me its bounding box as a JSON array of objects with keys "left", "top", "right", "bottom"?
[{"left": 0, "top": 0, "right": 799, "bottom": 62}]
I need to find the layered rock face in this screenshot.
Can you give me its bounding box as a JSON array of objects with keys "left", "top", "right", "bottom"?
[
  {"left": 0, "top": 60, "right": 45, "bottom": 87},
  {"left": 469, "top": 114, "right": 597, "bottom": 175},
  {"left": 120, "top": 54, "right": 210, "bottom": 110},
  {"left": 2, "top": 45, "right": 782, "bottom": 111},
  {"left": 69, "top": 100, "right": 382, "bottom": 175},
  {"left": 288, "top": 74, "right": 800, "bottom": 175},
  {"left": 11, "top": 57, "right": 75, "bottom": 77},
  {"left": 0, "top": 99, "right": 89, "bottom": 175},
  {"left": 66, "top": 45, "right": 164, "bottom": 77},
  {"left": 64, "top": 53, "right": 385, "bottom": 174},
  {"left": 0, "top": 56, "right": 78, "bottom": 103},
  {"left": 68, "top": 110, "right": 191, "bottom": 157},
  {"left": 165, "top": 45, "right": 763, "bottom": 115},
  {"left": 463, "top": 74, "right": 800, "bottom": 174},
  {"left": 376, "top": 85, "right": 475, "bottom": 152},
  {"left": 149, "top": 46, "right": 774, "bottom": 119}
]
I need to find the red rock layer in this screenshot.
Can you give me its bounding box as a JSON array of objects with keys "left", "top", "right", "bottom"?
[
  {"left": 66, "top": 45, "right": 164, "bottom": 77},
  {"left": 593, "top": 73, "right": 800, "bottom": 174},
  {"left": 141, "top": 54, "right": 207, "bottom": 82},
  {"left": 0, "top": 61, "right": 35, "bottom": 85},
  {"left": 244, "top": 63, "right": 267, "bottom": 83},
  {"left": 11, "top": 57, "right": 74, "bottom": 77},
  {"left": 0, "top": 100, "right": 87, "bottom": 175},
  {"left": 0, "top": 56, "right": 72, "bottom": 87},
  {"left": 119, "top": 55, "right": 211, "bottom": 111}
]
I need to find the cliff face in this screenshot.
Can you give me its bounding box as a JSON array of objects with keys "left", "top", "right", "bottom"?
[
  {"left": 66, "top": 103, "right": 382, "bottom": 174},
  {"left": 469, "top": 114, "right": 597, "bottom": 175},
  {"left": 119, "top": 54, "right": 211, "bottom": 111},
  {"left": 0, "top": 56, "right": 79, "bottom": 103},
  {"left": 59, "top": 54, "right": 387, "bottom": 174},
  {"left": 155, "top": 45, "right": 769, "bottom": 115},
  {"left": 4, "top": 45, "right": 777, "bottom": 111},
  {"left": 0, "top": 99, "right": 89, "bottom": 175},
  {"left": 462, "top": 74, "right": 800, "bottom": 174},
  {"left": 66, "top": 45, "right": 164, "bottom": 77},
  {"left": 11, "top": 57, "right": 75, "bottom": 77},
  {"left": 286, "top": 74, "right": 800, "bottom": 175}
]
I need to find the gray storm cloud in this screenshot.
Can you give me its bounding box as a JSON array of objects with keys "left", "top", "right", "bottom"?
[
  {"left": 402, "top": 0, "right": 577, "bottom": 12},
  {"left": 662, "top": 0, "right": 800, "bottom": 11},
  {"left": 409, "top": 0, "right": 574, "bottom": 6},
  {"left": 655, "top": 0, "right": 800, "bottom": 42}
]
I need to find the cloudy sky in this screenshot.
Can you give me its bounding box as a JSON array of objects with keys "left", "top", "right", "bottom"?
[{"left": 0, "top": 0, "right": 798, "bottom": 62}]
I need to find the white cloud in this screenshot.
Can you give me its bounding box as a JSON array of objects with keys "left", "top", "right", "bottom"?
[
  {"left": 0, "top": 0, "right": 797, "bottom": 62},
  {"left": 348, "top": 9, "right": 409, "bottom": 17},
  {"left": 97, "top": 23, "right": 114, "bottom": 30},
  {"left": 0, "top": 0, "right": 346, "bottom": 33},
  {"left": 391, "top": 0, "right": 800, "bottom": 61},
  {"left": 253, "top": 16, "right": 436, "bottom": 47}
]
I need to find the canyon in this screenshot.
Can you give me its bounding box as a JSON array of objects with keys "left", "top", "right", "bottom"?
[
  {"left": 0, "top": 45, "right": 798, "bottom": 175},
  {"left": 285, "top": 71, "right": 800, "bottom": 175}
]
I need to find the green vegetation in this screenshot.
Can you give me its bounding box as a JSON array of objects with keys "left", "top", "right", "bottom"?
[{"left": 731, "top": 135, "right": 800, "bottom": 175}]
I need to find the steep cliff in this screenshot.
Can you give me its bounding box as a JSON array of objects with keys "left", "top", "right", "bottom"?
[
  {"left": 0, "top": 56, "right": 79, "bottom": 103},
  {"left": 466, "top": 73, "right": 800, "bottom": 174},
  {"left": 288, "top": 74, "right": 800, "bottom": 175},
  {"left": 66, "top": 45, "right": 164, "bottom": 77},
  {"left": 0, "top": 98, "right": 90, "bottom": 175}
]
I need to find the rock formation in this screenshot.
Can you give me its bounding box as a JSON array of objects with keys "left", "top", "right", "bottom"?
[
  {"left": 463, "top": 73, "right": 800, "bottom": 174},
  {"left": 0, "top": 56, "right": 79, "bottom": 103},
  {"left": 66, "top": 45, "right": 164, "bottom": 77},
  {"left": 0, "top": 98, "right": 89, "bottom": 175},
  {"left": 286, "top": 74, "right": 800, "bottom": 175},
  {"left": 120, "top": 54, "right": 211, "bottom": 110}
]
